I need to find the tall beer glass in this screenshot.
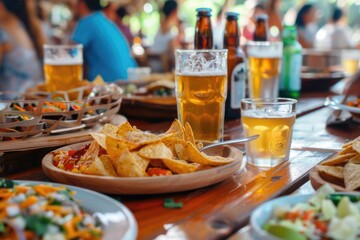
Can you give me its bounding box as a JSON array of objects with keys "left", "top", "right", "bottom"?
[
  {"left": 175, "top": 49, "right": 228, "bottom": 143},
  {"left": 241, "top": 98, "right": 297, "bottom": 167},
  {"left": 44, "top": 44, "right": 83, "bottom": 92},
  {"left": 247, "top": 41, "right": 282, "bottom": 98}
]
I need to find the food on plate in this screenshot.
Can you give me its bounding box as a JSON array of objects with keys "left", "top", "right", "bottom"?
[
  {"left": 52, "top": 120, "right": 235, "bottom": 177},
  {"left": 346, "top": 98, "right": 360, "bottom": 108},
  {"left": 316, "top": 136, "right": 360, "bottom": 190},
  {"left": 122, "top": 79, "right": 175, "bottom": 96},
  {"left": 264, "top": 184, "right": 360, "bottom": 240},
  {"left": 0, "top": 179, "right": 102, "bottom": 239}
]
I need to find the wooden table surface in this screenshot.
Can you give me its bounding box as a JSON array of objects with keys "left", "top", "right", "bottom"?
[{"left": 2, "top": 94, "right": 360, "bottom": 240}]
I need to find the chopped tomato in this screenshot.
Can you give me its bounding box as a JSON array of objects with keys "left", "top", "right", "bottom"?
[
  {"left": 302, "top": 210, "right": 314, "bottom": 221},
  {"left": 285, "top": 211, "right": 300, "bottom": 221},
  {"left": 147, "top": 168, "right": 172, "bottom": 176},
  {"left": 315, "top": 220, "right": 327, "bottom": 233},
  {"left": 64, "top": 162, "right": 74, "bottom": 171},
  {"left": 53, "top": 160, "right": 60, "bottom": 167},
  {"left": 68, "top": 150, "right": 77, "bottom": 157}
]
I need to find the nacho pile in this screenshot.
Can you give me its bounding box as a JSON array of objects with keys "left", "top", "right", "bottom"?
[
  {"left": 316, "top": 136, "right": 360, "bottom": 191},
  {"left": 52, "top": 120, "right": 234, "bottom": 177}
]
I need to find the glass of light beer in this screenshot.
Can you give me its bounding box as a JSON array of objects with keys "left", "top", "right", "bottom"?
[
  {"left": 246, "top": 41, "right": 282, "bottom": 98},
  {"left": 43, "top": 44, "right": 83, "bottom": 92},
  {"left": 175, "top": 49, "right": 228, "bottom": 143},
  {"left": 341, "top": 49, "right": 360, "bottom": 75},
  {"left": 241, "top": 98, "right": 297, "bottom": 167}
]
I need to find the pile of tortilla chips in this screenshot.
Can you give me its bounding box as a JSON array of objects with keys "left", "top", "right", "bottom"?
[
  {"left": 316, "top": 136, "right": 360, "bottom": 191},
  {"left": 53, "top": 120, "right": 234, "bottom": 177}
]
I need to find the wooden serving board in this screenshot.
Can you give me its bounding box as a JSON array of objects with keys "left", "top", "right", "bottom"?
[
  {"left": 0, "top": 115, "right": 126, "bottom": 152},
  {"left": 309, "top": 167, "right": 348, "bottom": 192}
]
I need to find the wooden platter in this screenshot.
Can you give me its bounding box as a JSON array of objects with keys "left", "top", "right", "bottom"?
[
  {"left": 309, "top": 167, "right": 348, "bottom": 192},
  {"left": 42, "top": 142, "right": 244, "bottom": 195},
  {"left": 0, "top": 115, "right": 126, "bottom": 152}
]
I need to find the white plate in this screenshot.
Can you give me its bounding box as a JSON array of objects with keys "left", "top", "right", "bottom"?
[
  {"left": 325, "top": 95, "right": 360, "bottom": 114},
  {"left": 14, "top": 180, "right": 137, "bottom": 240},
  {"left": 42, "top": 142, "right": 244, "bottom": 195}
]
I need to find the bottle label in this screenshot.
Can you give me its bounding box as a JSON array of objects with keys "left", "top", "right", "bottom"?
[
  {"left": 280, "top": 52, "right": 302, "bottom": 91},
  {"left": 231, "top": 63, "right": 246, "bottom": 109}
]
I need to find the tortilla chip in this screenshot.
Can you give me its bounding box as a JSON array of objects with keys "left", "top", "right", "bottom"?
[
  {"left": 105, "top": 135, "right": 136, "bottom": 160},
  {"left": 161, "top": 158, "right": 199, "bottom": 174},
  {"left": 184, "top": 122, "right": 195, "bottom": 145},
  {"left": 83, "top": 155, "right": 117, "bottom": 177},
  {"left": 316, "top": 165, "right": 344, "bottom": 185},
  {"left": 174, "top": 142, "right": 189, "bottom": 161},
  {"left": 165, "top": 119, "right": 184, "bottom": 140},
  {"left": 138, "top": 142, "right": 173, "bottom": 159},
  {"left": 116, "top": 121, "right": 135, "bottom": 138},
  {"left": 344, "top": 163, "right": 360, "bottom": 191},
  {"left": 98, "top": 124, "right": 119, "bottom": 135},
  {"left": 79, "top": 141, "right": 100, "bottom": 162},
  {"left": 342, "top": 136, "right": 360, "bottom": 149},
  {"left": 126, "top": 131, "right": 174, "bottom": 145},
  {"left": 90, "top": 132, "right": 107, "bottom": 150},
  {"left": 339, "top": 144, "right": 357, "bottom": 155},
  {"left": 112, "top": 148, "right": 148, "bottom": 177},
  {"left": 349, "top": 154, "right": 360, "bottom": 164},
  {"left": 353, "top": 140, "right": 360, "bottom": 154},
  {"left": 186, "top": 142, "right": 233, "bottom": 166},
  {"left": 130, "top": 152, "right": 150, "bottom": 171},
  {"left": 320, "top": 153, "right": 357, "bottom": 166}
]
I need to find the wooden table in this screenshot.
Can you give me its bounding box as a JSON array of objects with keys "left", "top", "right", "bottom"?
[{"left": 2, "top": 95, "right": 360, "bottom": 239}]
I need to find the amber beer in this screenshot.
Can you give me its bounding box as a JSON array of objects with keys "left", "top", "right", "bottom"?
[
  {"left": 247, "top": 42, "right": 282, "bottom": 98},
  {"left": 241, "top": 98, "right": 297, "bottom": 167},
  {"left": 223, "top": 12, "right": 245, "bottom": 119},
  {"left": 253, "top": 14, "right": 269, "bottom": 42},
  {"left": 176, "top": 73, "right": 227, "bottom": 142},
  {"left": 43, "top": 45, "right": 83, "bottom": 92}
]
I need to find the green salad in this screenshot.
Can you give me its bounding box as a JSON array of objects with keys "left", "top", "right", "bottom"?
[{"left": 264, "top": 184, "right": 360, "bottom": 240}]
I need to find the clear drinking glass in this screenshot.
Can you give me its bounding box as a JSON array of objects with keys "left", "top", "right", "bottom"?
[
  {"left": 246, "top": 41, "right": 283, "bottom": 99},
  {"left": 341, "top": 49, "right": 360, "bottom": 75},
  {"left": 241, "top": 98, "right": 297, "bottom": 167},
  {"left": 43, "top": 44, "right": 83, "bottom": 92},
  {"left": 175, "top": 49, "right": 228, "bottom": 143}
]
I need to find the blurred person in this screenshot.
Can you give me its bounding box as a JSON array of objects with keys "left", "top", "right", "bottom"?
[
  {"left": 243, "top": 4, "right": 266, "bottom": 42},
  {"left": 316, "top": 8, "right": 357, "bottom": 50},
  {"left": 36, "top": 2, "right": 53, "bottom": 44},
  {"left": 266, "top": 0, "right": 282, "bottom": 39},
  {"left": 72, "top": 0, "right": 137, "bottom": 82},
  {"left": 295, "top": 4, "right": 318, "bottom": 48},
  {"left": 115, "top": 7, "right": 133, "bottom": 45},
  {"left": 148, "top": 0, "right": 181, "bottom": 72},
  {"left": 0, "top": 0, "right": 45, "bottom": 92}
]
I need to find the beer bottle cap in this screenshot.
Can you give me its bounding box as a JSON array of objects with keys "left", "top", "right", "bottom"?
[
  {"left": 225, "top": 12, "right": 239, "bottom": 20},
  {"left": 255, "top": 14, "right": 268, "bottom": 20},
  {"left": 196, "top": 8, "right": 212, "bottom": 16}
]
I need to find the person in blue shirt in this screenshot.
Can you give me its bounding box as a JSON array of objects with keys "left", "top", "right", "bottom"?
[{"left": 72, "top": 0, "right": 137, "bottom": 82}]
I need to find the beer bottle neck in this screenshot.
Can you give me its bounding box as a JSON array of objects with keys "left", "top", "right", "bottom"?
[
  {"left": 223, "top": 20, "right": 240, "bottom": 48},
  {"left": 254, "top": 20, "right": 268, "bottom": 41},
  {"left": 195, "top": 16, "right": 213, "bottom": 49}
]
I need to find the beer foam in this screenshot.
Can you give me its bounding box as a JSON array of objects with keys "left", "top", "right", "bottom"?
[
  {"left": 44, "top": 59, "right": 83, "bottom": 65},
  {"left": 247, "top": 46, "right": 282, "bottom": 58},
  {"left": 175, "top": 70, "right": 226, "bottom": 76},
  {"left": 243, "top": 109, "right": 295, "bottom": 118}
]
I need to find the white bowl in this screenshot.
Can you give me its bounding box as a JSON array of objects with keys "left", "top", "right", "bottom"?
[{"left": 250, "top": 194, "right": 311, "bottom": 240}]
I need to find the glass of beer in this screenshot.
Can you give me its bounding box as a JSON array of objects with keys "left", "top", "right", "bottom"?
[
  {"left": 175, "top": 49, "right": 228, "bottom": 143},
  {"left": 43, "top": 44, "right": 83, "bottom": 92},
  {"left": 341, "top": 49, "right": 360, "bottom": 75},
  {"left": 246, "top": 41, "right": 282, "bottom": 98},
  {"left": 241, "top": 98, "right": 297, "bottom": 167}
]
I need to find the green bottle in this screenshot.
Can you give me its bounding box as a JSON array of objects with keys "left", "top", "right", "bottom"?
[{"left": 280, "top": 25, "right": 302, "bottom": 98}]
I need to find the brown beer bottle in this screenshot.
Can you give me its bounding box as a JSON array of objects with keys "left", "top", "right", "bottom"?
[
  {"left": 194, "top": 8, "right": 213, "bottom": 49},
  {"left": 224, "top": 12, "right": 246, "bottom": 119},
  {"left": 253, "top": 14, "right": 269, "bottom": 41}
]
